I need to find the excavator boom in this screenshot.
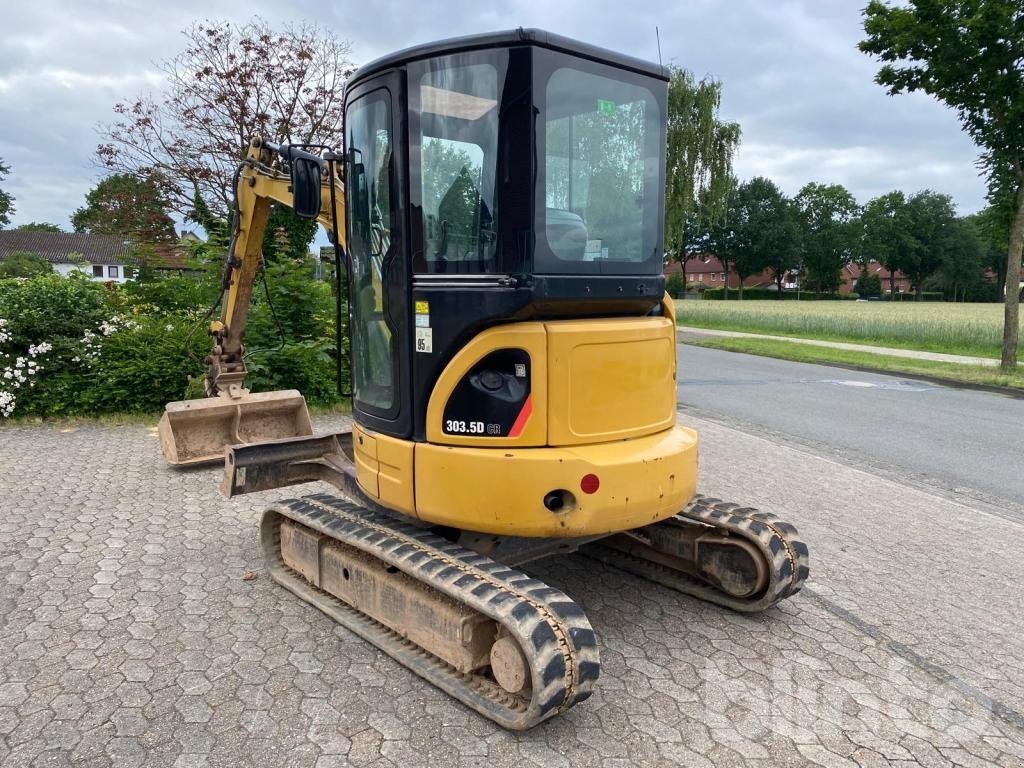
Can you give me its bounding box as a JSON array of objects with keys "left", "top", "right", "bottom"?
[{"left": 158, "top": 138, "right": 345, "bottom": 465}]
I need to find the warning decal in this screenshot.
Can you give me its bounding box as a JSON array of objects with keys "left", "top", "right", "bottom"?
[{"left": 415, "top": 327, "right": 433, "bottom": 353}]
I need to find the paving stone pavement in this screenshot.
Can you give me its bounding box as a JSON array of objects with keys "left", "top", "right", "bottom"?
[{"left": 0, "top": 413, "right": 1022, "bottom": 768}]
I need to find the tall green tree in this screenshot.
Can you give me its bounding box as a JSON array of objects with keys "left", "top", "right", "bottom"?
[
  {"left": 72, "top": 173, "right": 176, "bottom": 242},
  {"left": 0, "top": 158, "right": 14, "bottom": 228},
  {"left": 862, "top": 191, "right": 915, "bottom": 297},
  {"left": 711, "top": 177, "right": 797, "bottom": 299},
  {"left": 861, "top": 0, "right": 1024, "bottom": 366},
  {"left": 14, "top": 222, "right": 63, "bottom": 233},
  {"left": 902, "top": 190, "right": 958, "bottom": 299},
  {"left": 970, "top": 203, "right": 1012, "bottom": 293},
  {"left": 663, "top": 68, "right": 741, "bottom": 284},
  {"left": 796, "top": 183, "right": 861, "bottom": 297},
  {"left": 933, "top": 217, "right": 984, "bottom": 301}
]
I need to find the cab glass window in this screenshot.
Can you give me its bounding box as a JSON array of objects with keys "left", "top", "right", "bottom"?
[
  {"left": 540, "top": 63, "right": 663, "bottom": 274},
  {"left": 346, "top": 91, "right": 396, "bottom": 413},
  {"left": 411, "top": 56, "right": 503, "bottom": 274}
]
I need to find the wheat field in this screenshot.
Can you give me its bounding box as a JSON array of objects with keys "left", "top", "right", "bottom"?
[{"left": 674, "top": 300, "right": 1017, "bottom": 358}]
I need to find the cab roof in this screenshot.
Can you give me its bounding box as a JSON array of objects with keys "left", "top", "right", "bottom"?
[{"left": 349, "top": 28, "right": 670, "bottom": 87}]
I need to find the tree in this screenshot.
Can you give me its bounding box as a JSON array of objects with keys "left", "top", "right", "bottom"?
[
  {"left": 663, "top": 68, "right": 741, "bottom": 284},
  {"left": 14, "top": 222, "right": 63, "bottom": 233},
  {"left": 932, "top": 217, "right": 983, "bottom": 301},
  {"left": 72, "top": 174, "right": 176, "bottom": 242},
  {"left": 796, "top": 183, "right": 860, "bottom": 297},
  {"left": 902, "top": 190, "right": 958, "bottom": 299},
  {"left": 854, "top": 271, "right": 883, "bottom": 297},
  {"left": 97, "top": 18, "right": 354, "bottom": 219},
  {"left": 710, "top": 177, "right": 797, "bottom": 299},
  {"left": 0, "top": 158, "right": 13, "bottom": 228},
  {"left": 970, "top": 204, "right": 1012, "bottom": 295},
  {"left": 665, "top": 271, "right": 687, "bottom": 299},
  {"left": 861, "top": 0, "right": 1024, "bottom": 367},
  {"left": 0, "top": 252, "right": 53, "bottom": 278},
  {"left": 745, "top": 179, "right": 801, "bottom": 297},
  {"left": 862, "top": 191, "right": 915, "bottom": 297}
]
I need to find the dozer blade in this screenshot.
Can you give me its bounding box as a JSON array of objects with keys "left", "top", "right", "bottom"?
[{"left": 158, "top": 390, "right": 313, "bottom": 466}]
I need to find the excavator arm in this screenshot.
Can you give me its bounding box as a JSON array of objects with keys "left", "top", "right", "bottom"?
[
  {"left": 158, "top": 137, "right": 347, "bottom": 465},
  {"left": 208, "top": 137, "right": 347, "bottom": 396}
]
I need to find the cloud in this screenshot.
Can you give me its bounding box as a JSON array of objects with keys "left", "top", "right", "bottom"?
[{"left": 0, "top": 0, "right": 989, "bottom": 229}]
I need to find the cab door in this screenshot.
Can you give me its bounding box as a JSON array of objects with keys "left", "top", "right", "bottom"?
[{"left": 345, "top": 73, "right": 412, "bottom": 438}]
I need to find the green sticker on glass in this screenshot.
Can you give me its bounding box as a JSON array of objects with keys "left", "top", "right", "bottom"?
[{"left": 597, "top": 99, "right": 616, "bottom": 116}]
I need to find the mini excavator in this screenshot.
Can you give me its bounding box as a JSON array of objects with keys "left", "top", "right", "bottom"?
[{"left": 158, "top": 29, "right": 809, "bottom": 729}]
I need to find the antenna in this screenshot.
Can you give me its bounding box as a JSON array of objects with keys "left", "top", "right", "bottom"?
[{"left": 656, "top": 26, "right": 663, "bottom": 67}]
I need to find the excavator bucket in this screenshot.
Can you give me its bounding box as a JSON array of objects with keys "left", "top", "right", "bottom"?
[{"left": 158, "top": 390, "right": 313, "bottom": 466}]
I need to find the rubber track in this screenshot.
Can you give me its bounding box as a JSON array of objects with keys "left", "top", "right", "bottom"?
[
  {"left": 260, "top": 492, "right": 599, "bottom": 730},
  {"left": 584, "top": 494, "right": 810, "bottom": 613}
]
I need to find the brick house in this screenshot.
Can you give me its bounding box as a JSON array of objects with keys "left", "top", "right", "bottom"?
[
  {"left": 840, "top": 261, "right": 910, "bottom": 295},
  {"left": 665, "top": 254, "right": 796, "bottom": 291}
]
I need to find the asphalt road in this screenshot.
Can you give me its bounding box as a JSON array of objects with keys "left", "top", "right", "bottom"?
[{"left": 676, "top": 343, "right": 1024, "bottom": 517}]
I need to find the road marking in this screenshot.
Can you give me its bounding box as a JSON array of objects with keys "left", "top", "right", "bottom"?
[
  {"left": 806, "top": 587, "right": 1024, "bottom": 734},
  {"left": 680, "top": 377, "right": 937, "bottom": 392}
]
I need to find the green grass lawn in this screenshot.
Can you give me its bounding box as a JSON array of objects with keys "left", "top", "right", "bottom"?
[
  {"left": 674, "top": 300, "right": 1017, "bottom": 359},
  {"left": 688, "top": 336, "right": 1024, "bottom": 391}
]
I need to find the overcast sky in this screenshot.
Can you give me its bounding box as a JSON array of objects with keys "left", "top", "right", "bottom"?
[{"left": 0, "top": 0, "right": 989, "bottom": 231}]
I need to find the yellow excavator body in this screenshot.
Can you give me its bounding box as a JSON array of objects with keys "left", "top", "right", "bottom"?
[{"left": 163, "top": 28, "right": 810, "bottom": 730}]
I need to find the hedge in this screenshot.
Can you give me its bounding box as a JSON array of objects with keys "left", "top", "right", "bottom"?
[
  {"left": 0, "top": 261, "right": 346, "bottom": 420},
  {"left": 701, "top": 288, "right": 858, "bottom": 301}
]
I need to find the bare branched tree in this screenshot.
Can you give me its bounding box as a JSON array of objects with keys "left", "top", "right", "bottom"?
[{"left": 97, "top": 18, "right": 354, "bottom": 217}]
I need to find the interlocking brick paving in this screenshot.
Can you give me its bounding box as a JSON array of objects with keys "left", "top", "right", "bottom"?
[{"left": 0, "top": 414, "right": 1021, "bottom": 767}]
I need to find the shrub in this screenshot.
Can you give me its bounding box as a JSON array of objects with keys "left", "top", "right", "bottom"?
[
  {"left": 0, "top": 252, "right": 53, "bottom": 278},
  {"left": 0, "top": 273, "right": 107, "bottom": 346},
  {"left": 701, "top": 287, "right": 855, "bottom": 301},
  {"left": 0, "top": 257, "right": 347, "bottom": 419},
  {"left": 111, "top": 272, "right": 219, "bottom": 316},
  {"left": 77, "top": 315, "right": 207, "bottom": 414},
  {"left": 245, "top": 340, "right": 340, "bottom": 406},
  {"left": 854, "top": 273, "right": 883, "bottom": 297},
  {"left": 246, "top": 258, "right": 335, "bottom": 342},
  {"left": 665, "top": 272, "right": 687, "bottom": 299}
]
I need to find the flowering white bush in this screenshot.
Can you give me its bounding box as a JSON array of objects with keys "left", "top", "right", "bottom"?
[
  {"left": 99, "top": 314, "right": 140, "bottom": 337},
  {"left": 0, "top": 318, "right": 51, "bottom": 418},
  {"left": 69, "top": 316, "right": 141, "bottom": 366}
]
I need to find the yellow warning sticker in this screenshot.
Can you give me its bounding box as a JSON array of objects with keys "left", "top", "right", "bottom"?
[{"left": 415, "top": 301, "right": 429, "bottom": 315}]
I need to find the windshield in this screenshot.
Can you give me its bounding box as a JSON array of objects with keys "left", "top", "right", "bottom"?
[
  {"left": 412, "top": 56, "right": 502, "bottom": 274},
  {"left": 539, "top": 61, "right": 664, "bottom": 274}
]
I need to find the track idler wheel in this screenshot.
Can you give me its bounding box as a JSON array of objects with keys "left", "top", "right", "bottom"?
[{"left": 583, "top": 494, "right": 809, "bottom": 612}]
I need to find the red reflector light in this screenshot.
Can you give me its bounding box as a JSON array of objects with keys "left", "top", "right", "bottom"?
[{"left": 580, "top": 474, "right": 600, "bottom": 494}]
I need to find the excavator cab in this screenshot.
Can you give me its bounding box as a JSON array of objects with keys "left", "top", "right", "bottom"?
[{"left": 343, "top": 29, "right": 669, "bottom": 444}]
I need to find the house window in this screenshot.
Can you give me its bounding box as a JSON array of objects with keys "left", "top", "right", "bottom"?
[
  {"left": 709, "top": 272, "right": 716, "bottom": 282},
  {"left": 721, "top": 272, "right": 726, "bottom": 281},
  {"left": 92, "top": 265, "right": 103, "bottom": 278},
  {"left": 697, "top": 274, "right": 703, "bottom": 282},
  {"left": 107, "top": 265, "right": 118, "bottom": 278}
]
